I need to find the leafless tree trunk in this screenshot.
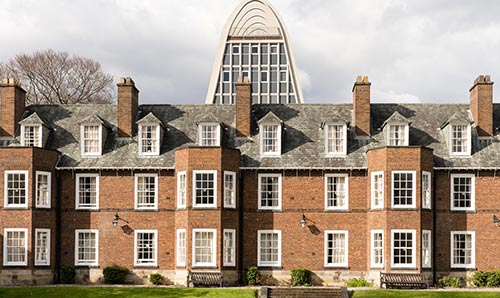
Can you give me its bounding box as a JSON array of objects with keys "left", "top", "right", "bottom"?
[{"left": 0, "top": 50, "right": 114, "bottom": 104}]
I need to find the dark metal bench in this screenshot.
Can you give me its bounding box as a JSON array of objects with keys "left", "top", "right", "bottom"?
[
  {"left": 187, "top": 270, "right": 223, "bottom": 287},
  {"left": 380, "top": 272, "right": 428, "bottom": 289}
]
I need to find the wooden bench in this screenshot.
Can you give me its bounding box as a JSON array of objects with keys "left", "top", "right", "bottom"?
[
  {"left": 187, "top": 270, "right": 223, "bottom": 287},
  {"left": 380, "top": 272, "right": 428, "bottom": 289}
]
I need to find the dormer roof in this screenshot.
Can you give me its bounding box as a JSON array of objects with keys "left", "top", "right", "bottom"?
[
  {"left": 381, "top": 111, "right": 411, "bottom": 129},
  {"left": 258, "top": 111, "right": 282, "bottom": 124}
]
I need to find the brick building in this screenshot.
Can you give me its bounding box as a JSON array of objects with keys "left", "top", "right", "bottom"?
[{"left": 0, "top": 0, "right": 499, "bottom": 286}]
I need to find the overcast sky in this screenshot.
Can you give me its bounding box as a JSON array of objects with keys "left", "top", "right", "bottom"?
[{"left": 1, "top": 0, "right": 500, "bottom": 104}]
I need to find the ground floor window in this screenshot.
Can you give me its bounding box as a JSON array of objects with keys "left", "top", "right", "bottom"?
[
  {"left": 223, "top": 229, "right": 236, "bottom": 266},
  {"left": 3, "top": 228, "right": 28, "bottom": 266},
  {"left": 370, "top": 230, "right": 384, "bottom": 268},
  {"left": 258, "top": 230, "right": 281, "bottom": 266},
  {"left": 176, "top": 229, "right": 186, "bottom": 267},
  {"left": 192, "top": 229, "right": 216, "bottom": 267},
  {"left": 422, "top": 230, "right": 431, "bottom": 268},
  {"left": 75, "top": 230, "right": 98, "bottom": 266},
  {"left": 35, "top": 229, "right": 50, "bottom": 266},
  {"left": 391, "top": 230, "right": 416, "bottom": 268},
  {"left": 451, "top": 231, "right": 475, "bottom": 268},
  {"left": 134, "top": 230, "right": 157, "bottom": 266},
  {"left": 324, "top": 230, "right": 348, "bottom": 267}
]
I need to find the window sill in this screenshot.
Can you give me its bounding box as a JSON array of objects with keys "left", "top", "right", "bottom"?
[
  {"left": 3, "top": 206, "right": 29, "bottom": 210},
  {"left": 450, "top": 209, "right": 476, "bottom": 213},
  {"left": 390, "top": 207, "right": 417, "bottom": 211},
  {"left": 134, "top": 265, "right": 159, "bottom": 269},
  {"left": 75, "top": 265, "right": 100, "bottom": 268},
  {"left": 35, "top": 206, "right": 51, "bottom": 210},
  {"left": 192, "top": 207, "right": 218, "bottom": 210},
  {"left": 134, "top": 208, "right": 158, "bottom": 212},
  {"left": 324, "top": 208, "right": 350, "bottom": 212},
  {"left": 450, "top": 266, "right": 476, "bottom": 271},
  {"left": 257, "top": 266, "right": 282, "bottom": 269},
  {"left": 191, "top": 266, "right": 218, "bottom": 269},
  {"left": 370, "top": 266, "right": 384, "bottom": 270},
  {"left": 324, "top": 266, "right": 349, "bottom": 269},
  {"left": 325, "top": 154, "right": 347, "bottom": 158},
  {"left": 390, "top": 267, "right": 417, "bottom": 270},
  {"left": 3, "top": 264, "right": 28, "bottom": 267}
]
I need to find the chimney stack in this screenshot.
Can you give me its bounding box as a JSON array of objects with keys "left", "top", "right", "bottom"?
[
  {"left": 117, "top": 77, "right": 139, "bottom": 137},
  {"left": 469, "top": 75, "right": 494, "bottom": 136},
  {"left": 235, "top": 76, "right": 252, "bottom": 137},
  {"left": 352, "top": 76, "right": 371, "bottom": 136},
  {"left": 1, "top": 78, "right": 26, "bottom": 137}
]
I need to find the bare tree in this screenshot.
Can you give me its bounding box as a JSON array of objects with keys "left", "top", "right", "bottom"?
[{"left": 0, "top": 50, "right": 114, "bottom": 104}]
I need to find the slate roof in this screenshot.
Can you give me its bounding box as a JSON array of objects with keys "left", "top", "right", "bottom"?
[{"left": 5, "top": 102, "right": 500, "bottom": 170}]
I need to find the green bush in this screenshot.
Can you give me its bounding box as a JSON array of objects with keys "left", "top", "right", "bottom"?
[
  {"left": 149, "top": 273, "right": 164, "bottom": 285},
  {"left": 436, "top": 275, "right": 464, "bottom": 288},
  {"left": 60, "top": 264, "right": 76, "bottom": 284},
  {"left": 472, "top": 270, "right": 500, "bottom": 287},
  {"left": 103, "top": 265, "right": 129, "bottom": 284},
  {"left": 346, "top": 277, "right": 373, "bottom": 287},
  {"left": 290, "top": 268, "right": 311, "bottom": 286},
  {"left": 245, "top": 266, "right": 260, "bottom": 286}
]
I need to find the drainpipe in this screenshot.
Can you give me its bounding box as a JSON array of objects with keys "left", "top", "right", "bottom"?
[
  {"left": 432, "top": 171, "right": 437, "bottom": 286},
  {"left": 238, "top": 170, "right": 245, "bottom": 284}
]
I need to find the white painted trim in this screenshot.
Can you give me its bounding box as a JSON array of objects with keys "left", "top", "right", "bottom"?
[
  {"left": 176, "top": 229, "right": 187, "bottom": 267},
  {"left": 198, "top": 123, "right": 221, "bottom": 147},
  {"left": 138, "top": 124, "right": 161, "bottom": 156},
  {"left": 325, "top": 123, "right": 347, "bottom": 156},
  {"left": 134, "top": 230, "right": 158, "bottom": 267},
  {"left": 391, "top": 170, "right": 417, "bottom": 209},
  {"left": 223, "top": 229, "right": 236, "bottom": 267},
  {"left": 259, "top": 123, "right": 282, "bottom": 157},
  {"left": 35, "top": 228, "right": 51, "bottom": 266},
  {"left": 35, "top": 171, "right": 52, "bottom": 209},
  {"left": 74, "top": 229, "right": 99, "bottom": 266},
  {"left": 3, "top": 228, "right": 28, "bottom": 266},
  {"left": 4, "top": 170, "right": 29, "bottom": 209},
  {"left": 177, "top": 171, "right": 187, "bottom": 209},
  {"left": 20, "top": 124, "right": 42, "bottom": 147},
  {"left": 386, "top": 123, "right": 409, "bottom": 146},
  {"left": 449, "top": 124, "right": 471, "bottom": 156},
  {"left": 390, "top": 229, "right": 416, "bottom": 269},
  {"left": 257, "top": 173, "right": 282, "bottom": 210},
  {"left": 80, "top": 124, "right": 102, "bottom": 156},
  {"left": 192, "top": 228, "right": 217, "bottom": 267},
  {"left": 450, "top": 231, "right": 475, "bottom": 269},
  {"left": 370, "top": 229, "right": 384, "bottom": 269},
  {"left": 192, "top": 170, "right": 218, "bottom": 208},
  {"left": 257, "top": 230, "right": 281, "bottom": 267},
  {"left": 422, "top": 230, "right": 432, "bottom": 268},
  {"left": 75, "top": 174, "right": 99, "bottom": 210},
  {"left": 324, "top": 174, "right": 349, "bottom": 210},
  {"left": 223, "top": 171, "right": 237, "bottom": 208},
  {"left": 370, "top": 171, "right": 384, "bottom": 209},
  {"left": 450, "top": 174, "right": 475, "bottom": 211},
  {"left": 324, "top": 230, "right": 349, "bottom": 268},
  {"left": 134, "top": 173, "right": 158, "bottom": 210},
  {"left": 422, "top": 171, "right": 432, "bottom": 209}
]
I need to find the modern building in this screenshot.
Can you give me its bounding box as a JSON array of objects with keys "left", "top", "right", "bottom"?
[{"left": 0, "top": 0, "right": 499, "bottom": 287}]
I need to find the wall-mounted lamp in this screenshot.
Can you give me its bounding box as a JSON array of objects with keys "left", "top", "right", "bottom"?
[
  {"left": 300, "top": 213, "right": 307, "bottom": 228},
  {"left": 493, "top": 215, "right": 499, "bottom": 227},
  {"left": 112, "top": 213, "right": 129, "bottom": 228}
]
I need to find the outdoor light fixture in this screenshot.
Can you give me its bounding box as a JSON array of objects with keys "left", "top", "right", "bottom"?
[
  {"left": 493, "top": 215, "right": 500, "bottom": 227},
  {"left": 112, "top": 213, "right": 129, "bottom": 228},
  {"left": 300, "top": 213, "right": 307, "bottom": 228}
]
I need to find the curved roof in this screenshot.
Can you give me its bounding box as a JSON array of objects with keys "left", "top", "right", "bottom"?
[{"left": 205, "top": 0, "right": 304, "bottom": 104}]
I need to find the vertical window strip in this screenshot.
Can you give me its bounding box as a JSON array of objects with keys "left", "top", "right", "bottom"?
[
  {"left": 422, "top": 230, "right": 431, "bottom": 268},
  {"left": 140, "top": 125, "right": 158, "bottom": 154},
  {"left": 451, "top": 125, "right": 468, "bottom": 154},
  {"left": 35, "top": 229, "right": 50, "bottom": 266},
  {"left": 177, "top": 172, "right": 187, "bottom": 208},
  {"left": 176, "top": 230, "right": 186, "bottom": 267},
  {"left": 325, "top": 231, "right": 348, "bottom": 267},
  {"left": 223, "top": 229, "right": 236, "bottom": 266},
  {"left": 261, "top": 124, "right": 279, "bottom": 154},
  {"left": 371, "top": 172, "right": 384, "bottom": 209},
  {"left": 224, "top": 172, "right": 236, "bottom": 208},
  {"left": 422, "top": 172, "right": 431, "bottom": 209},
  {"left": 371, "top": 230, "right": 384, "bottom": 268},
  {"left": 36, "top": 172, "right": 51, "bottom": 208}
]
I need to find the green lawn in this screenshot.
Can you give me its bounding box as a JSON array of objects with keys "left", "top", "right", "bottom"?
[
  {"left": 0, "top": 287, "right": 257, "bottom": 298},
  {"left": 352, "top": 290, "right": 500, "bottom": 298}
]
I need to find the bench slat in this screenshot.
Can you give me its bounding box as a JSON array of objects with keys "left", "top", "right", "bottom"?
[
  {"left": 380, "top": 272, "right": 427, "bottom": 289},
  {"left": 187, "top": 270, "right": 223, "bottom": 287}
]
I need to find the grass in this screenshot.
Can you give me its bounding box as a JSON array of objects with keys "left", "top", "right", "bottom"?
[
  {"left": 352, "top": 290, "right": 500, "bottom": 298},
  {"left": 0, "top": 286, "right": 257, "bottom": 298}
]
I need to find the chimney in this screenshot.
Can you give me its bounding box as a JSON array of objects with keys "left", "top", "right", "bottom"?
[
  {"left": 0, "top": 78, "right": 26, "bottom": 137},
  {"left": 235, "top": 76, "right": 252, "bottom": 137},
  {"left": 117, "top": 77, "right": 139, "bottom": 137},
  {"left": 469, "top": 75, "right": 494, "bottom": 136},
  {"left": 352, "top": 75, "right": 371, "bottom": 136}
]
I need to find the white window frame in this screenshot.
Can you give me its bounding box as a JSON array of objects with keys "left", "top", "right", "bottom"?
[
  {"left": 198, "top": 123, "right": 221, "bottom": 147},
  {"left": 75, "top": 174, "right": 99, "bottom": 210},
  {"left": 35, "top": 228, "right": 51, "bottom": 266},
  {"left": 325, "top": 123, "right": 347, "bottom": 156},
  {"left": 223, "top": 229, "right": 236, "bottom": 267},
  {"left": 449, "top": 124, "right": 471, "bottom": 156},
  {"left": 177, "top": 171, "right": 187, "bottom": 209},
  {"left": 371, "top": 171, "right": 384, "bottom": 209},
  {"left": 192, "top": 170, "right": 217, "bottom": 208},
  {"left": 257, "top": 230, "right": 281, "bottom": 267},
  {"left": 450, "top": 174, "right": 475, "bottom": 211},
  {"left": 4, "top": 170, "right": 29, "bottom": 208},
  {"left": 224, "top": 171, "right": 236, "bottom": 208},
  {"left": 324, "top": 230, "right": 349, "bottom": 268},
  {"left": 35, "top": 171, "right": 51, "bottom": 208},
  {"left": 391, "top": 171, "right": 416, "bottom": 209},
  {"left": 450, "top": 231, "right": 475, "bottom": 269},
  {"left": 324, "top": 174, "right": 349, "bottom": 210},
  {"left": 387, "top": 123, "right": 409, "bottom": 146},
  {"left": 422, "top": 230, "right": 431, "bottom": 268},
  {"left": 390, "top": 229, "right": 416, "bottom": 269},
  {"left": 3, "top": 228, "right": 28, "bottom": 266},
  {"left": 370, "top": 230, "right": 384, "bottom": 268},
  {"left": 138, "top": 124, "right": 161, "bottom": 156},
  {"left": 134, "top": 173, "right": 158, "bottom": 210},
  {"left": 422, "top": 171, "right": 431, "bottom": 209},
  {"left": 176, "top": 229, "right": 186, "bottom": 267},
  {"left": 258, "top": 173, "right": 282, "bottom": 210},
  {"left": 192, "top": 228, "right": 217, "bottom": 267},
  {"left": 74, "top": 229, "right": 99, "bottom": 266},
  {"left": 80, "top": 124, "right": 102, "bottom": 156},
  {"left": 259, "top": 123, "right": 281, "bottom": 157},
  {"left": 21, "top": 124, "right": 42, "bottom": 147},
  {"left": 134, "top": 230, "right": 158, "bottom": 267}
]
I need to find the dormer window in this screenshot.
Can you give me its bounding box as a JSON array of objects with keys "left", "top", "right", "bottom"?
[
  {"left": 260, "top": 123, "right": 281, "bottom": 156},
  {"left": 325, "top": 124, "right": 347, "bottom": 156},
  {"left": 387, "top": 124, "right": 408, "bottom": 146},
  {"left": 81, "top": 125, "right": 102, "bottom": 156},
  {"left": 21, "top": 125, "right": 42, "bottom": 147},
  {"left": 450, "top": 124, "right": 470, "bottom": 155},
  {"left": 198, "top": 123, "right": 220, "bottom": 146},
  {"left": 139, "top": 124, "right": 160, "bottom": 155}
]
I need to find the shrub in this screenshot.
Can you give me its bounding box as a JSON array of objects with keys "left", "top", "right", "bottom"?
[
  {"left": 149, "top": 273, "right": 164, "bottom": 285},
  {"left": 436, "top": 275, "right": 464, "bottom": 288},
  {"left": 245, "top": 266, "right": 260, "bottom": 286},
  {"left": 290, "top": 268, "right": 311, "bottom": 286},
  {"left": 486, "top": 270, "right": 500, "bottom": 287},
  {"left": 472, "top": 270, "right": 500, "bottom": 287},
  {"left": 60, "top": 264, "right": 76, "bottom": 284},
  {"left": 346, "top": 277, "right": 373, "bottom": 287},
  {"left": 103, "top": 265, "right": 129, "bottom": 284}
]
